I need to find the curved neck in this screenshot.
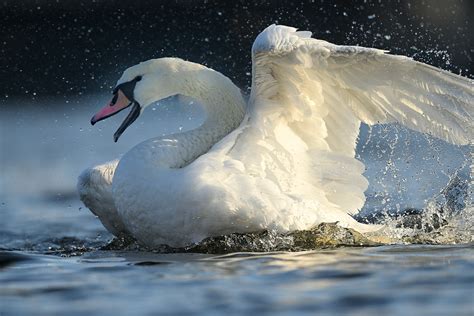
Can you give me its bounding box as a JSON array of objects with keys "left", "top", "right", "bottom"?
[
  {"left": 182, "top": 69, "right": 246, "bottom": 140},
  {"left": 134, "top": 68, "right": 246, "bottom": 169}
]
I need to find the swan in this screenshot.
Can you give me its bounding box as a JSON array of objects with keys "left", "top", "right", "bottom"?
[{"left": 78, "top": 25, "right": 473, "bottom": 248}]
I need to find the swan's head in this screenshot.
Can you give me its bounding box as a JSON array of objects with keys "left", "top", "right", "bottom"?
[{"left": 91, "top": 58, "right": 201, "bottom": 142}]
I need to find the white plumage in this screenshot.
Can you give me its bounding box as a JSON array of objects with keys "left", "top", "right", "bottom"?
[{"left": 78, "top": 25, "right": 473, "bottom": 247}]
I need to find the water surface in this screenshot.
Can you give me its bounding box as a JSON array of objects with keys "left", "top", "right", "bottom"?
[{"left": 1, "top": 245, "right": 473, "bottom": 315}]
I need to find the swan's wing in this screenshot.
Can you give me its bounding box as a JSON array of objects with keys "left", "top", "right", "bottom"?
[
  {"left": 251, "top": 25, "right": 473, "bottom": 148},
  {"left": 77, "top": 159, "right": 128, "bottom": 235},
  {"left": 209, "top": 25, "right": 473, "bottom": 218}
]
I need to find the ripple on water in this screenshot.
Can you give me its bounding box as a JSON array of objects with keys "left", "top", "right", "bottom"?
[{"left": 0, "top": 251, "right": 33, "bottom": 268}]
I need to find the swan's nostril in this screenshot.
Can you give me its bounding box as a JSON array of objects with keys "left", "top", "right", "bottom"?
[{"left": 110, "top": 93, "right": 118, "bottom": 106}]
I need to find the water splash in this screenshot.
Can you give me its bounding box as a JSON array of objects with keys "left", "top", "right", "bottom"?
[
  {"left": 99, "top": 223, "right": 380, "bottom": 254},
  {"left": 374, "top": 172, "right": 473, "bottom": 245}
]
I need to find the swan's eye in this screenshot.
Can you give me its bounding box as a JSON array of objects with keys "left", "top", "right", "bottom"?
[{"left": 135, "top": 76, "right": 142, "bottom": 81}]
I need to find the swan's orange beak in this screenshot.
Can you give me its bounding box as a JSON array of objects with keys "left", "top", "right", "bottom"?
[{"left": 91, "top": 90, "right": 132, "bottom": 125}]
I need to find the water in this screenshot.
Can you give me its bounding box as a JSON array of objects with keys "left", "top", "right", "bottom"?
[
  {"left": 1, "top": 245, "right": 473, "bottom": 315},
  {"left": 1, "top": 95, "right": 473, "bottom": 315}
]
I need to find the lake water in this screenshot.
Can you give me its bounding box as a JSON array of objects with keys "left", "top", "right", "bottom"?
[
  {"left": 1, "top": 95, "right": 473, "bottom": 315},
  {"left": 2, "top": 245, "right": 473, "bottom": 315}
]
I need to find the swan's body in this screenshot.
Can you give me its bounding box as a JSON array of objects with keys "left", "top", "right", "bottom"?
[{"left": 78, "top": 25, "right": 473, "bottom": 247}]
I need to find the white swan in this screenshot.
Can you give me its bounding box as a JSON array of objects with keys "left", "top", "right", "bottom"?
[{"left": 78, "top": 25, "right": 473, "bottom": 248}]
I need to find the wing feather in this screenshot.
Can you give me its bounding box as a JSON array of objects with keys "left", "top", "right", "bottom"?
[{"left": 233, "top": 24, "right": 473, "bottom": 215}]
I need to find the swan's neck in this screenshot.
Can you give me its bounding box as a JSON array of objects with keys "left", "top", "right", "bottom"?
[{"left": 133, "top": 68, "right": 246, "bottom": 169}]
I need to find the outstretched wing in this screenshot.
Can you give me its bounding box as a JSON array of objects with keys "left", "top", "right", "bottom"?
[
  {"left": 218, "top": 25, "right": 473, "bottom": 217},
  {"left": 251, "top": 25, "right": 472, "bottom": 148}
]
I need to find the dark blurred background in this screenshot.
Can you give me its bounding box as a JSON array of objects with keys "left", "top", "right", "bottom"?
[{"left": 1, "top": 0, "right": 473, "bottom": 103}]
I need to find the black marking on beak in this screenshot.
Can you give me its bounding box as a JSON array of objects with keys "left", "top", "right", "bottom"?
[
  {"left": 113, "top": 75, "right": 142, "bottom": 101},
  {"left": 113, "top": 102, "right": 141, "bottom": 142}
]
